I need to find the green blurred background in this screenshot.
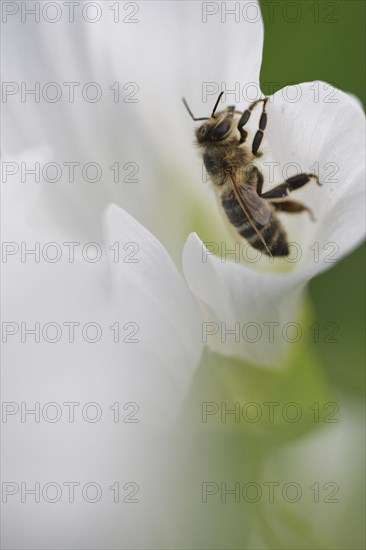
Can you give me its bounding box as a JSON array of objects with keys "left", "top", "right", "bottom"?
[{"left": 260, "top": 0, "right": 365, "bottom": 397}]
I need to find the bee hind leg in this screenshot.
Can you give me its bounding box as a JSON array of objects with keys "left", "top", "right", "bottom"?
[{"left": 272, "top": 200, "right": 316, "bottom": 222}]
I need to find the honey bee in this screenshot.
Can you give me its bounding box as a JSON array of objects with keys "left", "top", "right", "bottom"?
[{"left": 183, "top": 92, "right": 321, "bottom": 257}]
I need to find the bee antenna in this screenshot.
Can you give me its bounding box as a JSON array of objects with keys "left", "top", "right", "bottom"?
[
  {"left": 211, "top": 91, "right": 224, "bottom": 118},
  {"left": 182, "top": 98, "right": 209, "bottom": 121}
]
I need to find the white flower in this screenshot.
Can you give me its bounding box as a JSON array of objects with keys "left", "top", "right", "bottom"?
[
  {"left": 4, "top": 2, "right": 364, "bottom": 368},
  {"left": 2, "top": 2, "right": 365, "bottom": 547}
]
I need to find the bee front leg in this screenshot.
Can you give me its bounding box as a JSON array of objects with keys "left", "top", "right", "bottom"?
[
  {"left": 251, "top": 98, "right": 269, "bottom": 157},
  {"left": 237, "top": 97, "right": 268, "bottom": 146}
]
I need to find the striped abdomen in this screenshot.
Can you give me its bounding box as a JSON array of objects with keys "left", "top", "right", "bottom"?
[{"left": 221, "top": 194, "right": 289, "bottom": 257}]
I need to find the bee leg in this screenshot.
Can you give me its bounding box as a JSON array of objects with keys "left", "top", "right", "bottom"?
[
  {"left": 260, "top": 173, "right": 322, "bottom": 199},
  {"left": 249, "top": 165, "right": 264, "bottom": 194},
  {"left": 251, "top": 98, "right": 269, "bottom": 157},
  {"left": 237, "top": 98, "right": 268, "bottom": 145},
  {"left": 272, "top": 200, "right": 316, "bottom": 221}
]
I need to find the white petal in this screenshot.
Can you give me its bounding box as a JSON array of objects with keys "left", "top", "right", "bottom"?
[
  {"left": 4, "top": 1, "right": 264, "bottom": 155},
  {"left": 263, "top": 81, "right": 365, "bottom": 269},
  {"left": 102, "top": 1, "right": 264, "bottom": 233},
  {"left": 2, "top": 189, "right": 201, "bottom": 547},
  {"left": 1, "top": 198, "right": 151, "bottom": 547},
  {"left": 183, "top": 233, "right": 310, "bottom": 366},
  {"left": 103, "top": 1, "right": 264, "bottom": 144},
  {"left": 3, "top": 2, "right": 264, "bottom": 250},
  {"left": 103, "top": 204, "right": 203, "bottom": 419}
]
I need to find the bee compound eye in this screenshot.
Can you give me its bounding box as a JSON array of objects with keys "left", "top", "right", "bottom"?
[
  {"left": 199, "top": 125, "right": 207, "bottom": 135},
  {"left": 212, "top": 118, "right": 231, "bottom": 140}
]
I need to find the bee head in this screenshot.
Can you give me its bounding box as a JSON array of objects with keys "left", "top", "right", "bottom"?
[
  {"left": 195, "top": 112, "right": 235, "bottom": 144},
  {"left": 183, "top": 92, "right": 236, "bottom": 144}
]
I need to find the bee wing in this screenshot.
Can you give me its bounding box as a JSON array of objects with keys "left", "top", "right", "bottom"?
[
  {"left": 227, "top": 173, "right": 273, "bottom": 257},
  {"left": 240, "top": 184, "right": 271, "bottom": 226}
]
